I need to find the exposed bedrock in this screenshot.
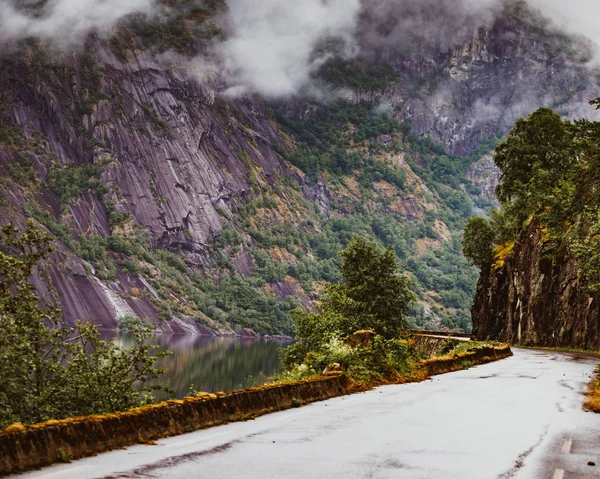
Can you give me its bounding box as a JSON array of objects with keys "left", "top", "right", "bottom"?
[
  {"left": 1, "top": 0, "right": 599, "bottom": 333},
  {"left": 472, "top": 225, "right": 600, "bottom": 349}
]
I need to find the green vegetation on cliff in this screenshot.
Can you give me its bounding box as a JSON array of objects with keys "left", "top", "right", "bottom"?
[
  {"left": 463, "top": 100, "right": 600, "bottom": 292},
  {"left": 267, "top": 100, "right": 481, "bottom": 331},
  {"left": 0, "top": 93, "right": 483, "bottom": 334},
  {"left": 317, "top": 59, "right": 400, "bottom": 94}
]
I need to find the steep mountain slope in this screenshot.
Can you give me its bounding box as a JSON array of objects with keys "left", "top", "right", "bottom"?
[
  {"left": 350, "top": 0, "right": 599, "bottom": 155},
  {"left": 0, "top": 0, "right": 598, "bottom": 335}
]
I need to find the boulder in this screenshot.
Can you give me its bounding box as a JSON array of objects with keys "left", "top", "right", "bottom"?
[{"left": 345, "top": 329, "right": 376, "bottom": 348}]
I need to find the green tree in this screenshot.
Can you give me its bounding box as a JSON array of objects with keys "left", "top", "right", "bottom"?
[
  {"left": 462, "top": 217, "right": 497, "bottom": 270},
  {"left": 322, "top": 237, "right": 415, "bottom": 339},
  {"left": 0, "top": 222, "right": 168, "bottom": 428},
  {"left": 281, "top": 237, "right": 415, "bottom": 370},
  {"left": 494, "top": 107, "right": 576, "bottom": 205},
  {"left": 491, "top": 108, "right": 582, "bottom": 238},
  {"left": 279, "top": 309, "right": 344, "bottom": 369},
  {"left": 468, "top": 99, "right": 600, "bottom": 293},
  {"left": 570, "top": 211, "right": 600, "bottom": 292}
]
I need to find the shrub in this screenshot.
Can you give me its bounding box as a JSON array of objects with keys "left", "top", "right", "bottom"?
[{"left": 8, "top": 155, "right": 37, "bottom": 186}]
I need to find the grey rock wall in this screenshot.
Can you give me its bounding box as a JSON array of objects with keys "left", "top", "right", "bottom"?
[{"left": 472, "top": 224, "right": 600, "bottom": 349}]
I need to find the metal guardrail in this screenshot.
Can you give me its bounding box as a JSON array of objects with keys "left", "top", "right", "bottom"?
[{"left": 411, "top": 330, "right": 473, "bottom": 339}]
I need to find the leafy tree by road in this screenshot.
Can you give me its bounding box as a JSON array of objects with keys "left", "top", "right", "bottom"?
[
  {"left": 462, "top": 217, "right": 497, "bottom": 271},
  {"left": 281, "top": 237, "right": 415, "bottom": 379},
  {"left": 323, "top": 237, "right": 415, "bottom": 339},
  {"left": 0, "top": 223, "right": 169, "bottom": 428}
]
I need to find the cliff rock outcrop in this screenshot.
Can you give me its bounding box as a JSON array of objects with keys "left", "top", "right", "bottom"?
[
  {"left": 355, "top": 1, "right": 600, "bottom": 156},
  {"left": 0, "top": 41, "right": 298, "bottom": 333},
  {"left": 472, "top": 224, "right": 600, "bottom": 349}
]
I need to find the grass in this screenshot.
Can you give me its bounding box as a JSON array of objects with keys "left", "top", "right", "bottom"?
[
  {"left": 274, "top": 366, "right": 319, "bottom": 384},
  {"left": 444, "top": 340, "right": 505, "bottom": 357},
  {"left": 585, "top": 369, "right": 600, "bottom": 413}
]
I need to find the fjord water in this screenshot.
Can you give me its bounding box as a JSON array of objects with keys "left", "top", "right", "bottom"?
[{"left": 111, "top": 333, "right": 288, "bottom": 398}]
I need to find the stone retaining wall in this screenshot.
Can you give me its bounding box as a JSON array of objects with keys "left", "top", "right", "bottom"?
[
  {"left": 419, "top": 345, "right": 513, "bottom": 376},
  {"left": 0, "top": 345, "right": 512, "bottom": 475},
  {"left": 0, "top": 375, "right": 348, "bottom": 475}
]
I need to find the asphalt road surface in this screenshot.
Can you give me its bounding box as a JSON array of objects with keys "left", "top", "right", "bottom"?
[{"left": 17, "top": 349, "right": 600, "bottom": 479}]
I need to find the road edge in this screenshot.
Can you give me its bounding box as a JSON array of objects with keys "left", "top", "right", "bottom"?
[{"left": 0, "top": 344, "right": 512, "bottom": 475}]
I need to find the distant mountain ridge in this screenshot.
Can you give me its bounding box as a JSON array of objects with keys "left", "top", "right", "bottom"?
[{"left": 0, "top": 0, "right": 598, "bottom": 335}]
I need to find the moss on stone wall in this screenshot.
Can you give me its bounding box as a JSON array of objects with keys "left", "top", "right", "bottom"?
[
  {"left": 0, "top": 345, "right": 511, "bottom": 475},
  {"left": 0, "top": 375, "right": 347, "bottom": 475}
]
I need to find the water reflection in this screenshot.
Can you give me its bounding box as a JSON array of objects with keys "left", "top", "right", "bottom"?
[{"left": 107, "top": 333, "right": 290, "bottom": 399}]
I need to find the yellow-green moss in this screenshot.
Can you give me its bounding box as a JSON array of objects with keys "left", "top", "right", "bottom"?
[
  {"left": 492, "top": 242, "right": 515, "bottom": 270},
  {"left": 585, "top": 371, "right": 600, "bottom": 413},
  {"left": 3, "top": 423, "right": 26, "bottom": 433}
]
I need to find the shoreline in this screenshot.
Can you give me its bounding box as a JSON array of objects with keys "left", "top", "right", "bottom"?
[{"left": 100, "top": 328, "right": 296, "bottom": 342}]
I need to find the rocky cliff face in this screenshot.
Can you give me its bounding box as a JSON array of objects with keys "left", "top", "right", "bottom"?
[
  {"left": 0, "top": 1, "right": 598, "bottom": 335},
  {"left": 355, "top": 1, "right": 600, "bottom": 156},
  {"left": 0, "top": 39, "right": 299, "bottom": 334},
  {"left": 1, "top": 44, "right": 291, "bottom": 251},
  {"left": 472, "top": 224, "right": 600, "bottom": 349},
  {"left": 467, "top": 155, "right": 499, "bottom": 206}
]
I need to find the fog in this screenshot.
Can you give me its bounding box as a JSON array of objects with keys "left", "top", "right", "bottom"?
[
  {"left": 528, "top": 0, "right": 600, "bottom": 47},
  {"left": 220, "top": 0, "right": 361, "bottom": 98},
  {"left": 0, "top": 0, "right": 155, "bottom": 42},
  {"left": 0, "top": 0, "right": 598, "bottom": 96},
  {"left": 220, "top": 0, "right": 600, "bottom": 97}
]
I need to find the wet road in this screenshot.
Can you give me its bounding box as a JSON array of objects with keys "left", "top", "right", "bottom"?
[{"left": 17, "top": 349, "right": 600, "bottom": 479}]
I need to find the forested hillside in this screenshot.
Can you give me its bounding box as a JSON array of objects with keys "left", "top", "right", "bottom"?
[{"left": 0, "top": 0, "right": 598, "bottom": 335}]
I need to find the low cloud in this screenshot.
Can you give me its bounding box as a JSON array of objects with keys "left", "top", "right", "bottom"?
[
  {"left": 220, "top": 0, "right": 361, "bottom": 98},
  {"left": 216, "top": 0, "right": 505, "bottom": 98},
  {"left": 1, "top": 0, "right": 599, "bottom": 98},
  {"left": 0, "top": 0, "right": 156, "bottom": 42},
  {"left": 527, "top": 0, "right": 600, "bottom": 53},
  {"left": 359, "top": 0, "right": 501, "bottom": 53},
  {"left": 358, "top": 0, "right": 600, "bottom": 55}
]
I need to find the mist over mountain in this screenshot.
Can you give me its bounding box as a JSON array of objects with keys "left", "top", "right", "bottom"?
[
  {"left": 0, "top": 0, "right": 156, "bottom": 42},
  {"left": 1, "top": 0, "right": 598, "bottom": 96},
  {"left": 221, "top": 0, "right": 600, "bottom": 98},
  {"left": 220, "top": 0, "right": 360, "bottom": 98},
  {"left": 0, "top": 0, "right": 598, "bottom": 335},
  {"left": 528, "top": 0, "right": 600, "bottom": 50}
]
